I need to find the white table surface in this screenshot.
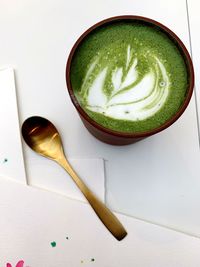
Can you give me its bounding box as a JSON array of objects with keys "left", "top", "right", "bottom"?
[
  {"left": 2, "top": 177, "right": 200, "bottom": 267},
  {"left": 0, "top": 0, "right": 200, "bottom": 239}
]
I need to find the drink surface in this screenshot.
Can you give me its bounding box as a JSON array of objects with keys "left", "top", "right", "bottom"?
[{"left": 70, "top": 21, "right": 188, "bottom": 133}]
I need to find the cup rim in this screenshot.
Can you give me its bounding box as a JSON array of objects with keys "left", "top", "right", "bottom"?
[{"left": 66, "top": 15, "right": 194, "bottom": 138}]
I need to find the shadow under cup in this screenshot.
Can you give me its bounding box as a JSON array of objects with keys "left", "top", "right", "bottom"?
[{"left": 66, "top": 16, "right": 194, "bottom": 145}]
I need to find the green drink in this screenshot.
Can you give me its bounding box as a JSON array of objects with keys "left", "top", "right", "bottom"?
[{"left": 70, "top": 20, "right": 189, "bottom": 133}]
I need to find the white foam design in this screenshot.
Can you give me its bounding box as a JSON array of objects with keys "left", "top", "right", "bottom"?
[
  {"left": 109, "top": 72, "right": 154, "bottom": 106},
  {"left": 82, "top": 45, "right": 170, "bottom": 121},
  {"left": 126, "top": 45, "right": 131, "bottom": 69},
  {"left": 80, "top": 58, "right": 98, "bottom": 95},
  {"left": 112, "top": 67, "right": 123, "bottom": 93},
  {"left": 87, "top": 67, "right": 108, "bottom": 108}
]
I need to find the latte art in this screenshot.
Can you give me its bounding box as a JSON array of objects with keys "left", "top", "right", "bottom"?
[
  {"left": 80, "top": 45, "right": 170, "bottom": 121},
  {"left": 71, "top": 21, "right": 188, "bottom": 133}
]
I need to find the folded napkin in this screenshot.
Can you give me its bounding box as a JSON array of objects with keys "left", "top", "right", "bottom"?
[{"left": 0, "top": 67, "right": 105, "bottom": 202}]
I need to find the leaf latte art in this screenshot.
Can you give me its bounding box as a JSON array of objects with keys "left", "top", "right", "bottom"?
[{"left": 79, "top": 45, "right": 170, "bottom": 121}]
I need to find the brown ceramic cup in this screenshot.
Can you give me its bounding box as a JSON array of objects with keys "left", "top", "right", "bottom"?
[{"left": 66, "top": 15, "right": 194, "bottom": 145}]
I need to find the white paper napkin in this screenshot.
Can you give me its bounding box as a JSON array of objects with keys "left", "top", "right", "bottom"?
[
  {"left": 0, "top": 67, "right": 26, "bottom": 184},
  {"left": 1, "top": 176, "right": 200, "bottom": 267},
  {"left": 0, "top": 67, "right": 105, "bottom": 202}
]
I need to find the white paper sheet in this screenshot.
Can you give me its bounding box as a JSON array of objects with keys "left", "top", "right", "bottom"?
[
  {"left": 187, "top": 0, "right": 200, "bottom": 125},
  {"left": 27, "top": 157, "right": 105, "bottom": 202},
  {"left": 1, "top": 176, "right": 200, "bottom": 267},
  {"left": 0, "top": 67, "right": 105, "bottom": 202},
  {"left": 0, "top": 68, "right": 26, "bottom": 184},
  {"left": 0, "top": 0, "right": 199, "bottom": 236}
]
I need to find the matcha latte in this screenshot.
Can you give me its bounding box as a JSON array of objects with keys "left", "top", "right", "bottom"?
[{"left": 70, "top": 21, "right": 189, "bottom": 133}]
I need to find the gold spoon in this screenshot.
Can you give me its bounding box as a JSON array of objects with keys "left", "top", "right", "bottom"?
[{"left": 22, "top": 116, "right": 127, "bottom": 241}]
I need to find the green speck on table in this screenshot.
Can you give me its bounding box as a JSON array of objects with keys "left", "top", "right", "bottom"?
[{"left": 51, "top": 241, "right": 56, "bottom": 247}]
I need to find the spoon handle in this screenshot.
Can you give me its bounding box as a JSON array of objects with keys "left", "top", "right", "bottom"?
[{"left": 58, "top": 157, "right": 127, "bottom": 241}]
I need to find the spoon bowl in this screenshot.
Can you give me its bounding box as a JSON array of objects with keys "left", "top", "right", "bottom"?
[
  {"left": 22, "top": 116, "right": 64, "bottom": 161},
  {"left": 22, "top": 116, "right": 127, "bottom": 241}
]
